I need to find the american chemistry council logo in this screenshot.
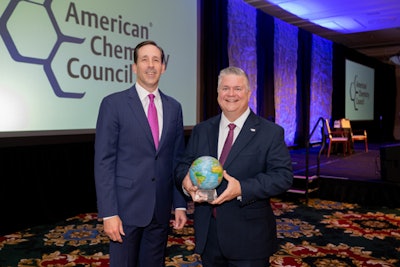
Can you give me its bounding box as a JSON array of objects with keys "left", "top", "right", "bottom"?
[
  {"left": 0, "top": 0, "right": 85, "bottom": 98},
  {"left": 349, "top": 75, "right": 370, "bottom": 111},
  {"left": 0, "top": 0, "right": 149, "bottom": 99}
]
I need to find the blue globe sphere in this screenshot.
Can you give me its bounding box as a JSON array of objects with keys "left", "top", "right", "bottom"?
[{"left": 189, "top": 156, "right": 223, "bottom": 190}]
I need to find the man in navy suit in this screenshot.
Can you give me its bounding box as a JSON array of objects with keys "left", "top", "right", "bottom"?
[
  {"left": 175, "top": 67, "right": 293, "bottom": 266},
  {"left": 94, "top": 40, "right": 187, "bottom": 267}
]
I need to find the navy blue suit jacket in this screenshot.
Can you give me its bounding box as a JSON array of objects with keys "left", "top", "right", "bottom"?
[
  {"left": 95, "top": 85, "right": 186, "bottom": 227},
  {"left": 175, "top": 111, "right": 293, "bottom": 259}
]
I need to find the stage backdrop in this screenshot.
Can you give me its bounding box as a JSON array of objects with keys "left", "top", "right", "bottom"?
[
  {"left": 227, "top": 0, "right": 333, "bottom": 146},
  {"left": 0, "top": 0, "right": 198, "bottom": 137}
]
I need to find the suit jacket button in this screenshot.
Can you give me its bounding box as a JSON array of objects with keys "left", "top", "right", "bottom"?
[{"left": 152, "top": 177, "right": 155, "bottom": 181}]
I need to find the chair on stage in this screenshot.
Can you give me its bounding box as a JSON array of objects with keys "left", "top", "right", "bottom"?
[
  {"left": 323, "top": 118, "right": 350, "bottom": 157},
  {"left": 340, "top": 118, "right": 368, "bottom": 152}
]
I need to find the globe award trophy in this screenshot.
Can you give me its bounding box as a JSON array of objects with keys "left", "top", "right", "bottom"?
[{"left": 189, "top": 156, "right": 223, "bottom": 202}]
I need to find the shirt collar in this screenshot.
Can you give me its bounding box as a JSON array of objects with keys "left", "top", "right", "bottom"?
[
  {"left": 220, "top": 108, "right": 250, "bottom": 130},
  {"left": 136, "top": 83, "right": 160, "bottom": 102}
]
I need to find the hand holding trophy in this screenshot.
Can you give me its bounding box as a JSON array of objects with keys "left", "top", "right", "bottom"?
[{"left": 189, "top": 156, "right": 223, "bottom": 202}]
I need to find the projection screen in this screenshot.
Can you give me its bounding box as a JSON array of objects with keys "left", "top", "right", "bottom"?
[
  {"left": 0, "top": 0, "right": 198, "bottom": 137},
  {"left": 345, "top": 59, "right": 375, "bottom": 121}
]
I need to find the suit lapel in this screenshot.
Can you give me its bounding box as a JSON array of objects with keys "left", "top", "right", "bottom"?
[
  {"left": 158, "top": 90, "right": 170, "bottom": 151},
  {"left": 127, "top": 86, "right": 155, "bottom": 148},
  {"left": 223, "top": 112, "right": 259, "bottom": 167},
  {"left": 207, "top": 116, "right": 221, "bottom": 159}
]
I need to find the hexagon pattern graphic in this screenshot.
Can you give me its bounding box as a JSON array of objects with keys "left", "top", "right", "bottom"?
[{"left": 0, "top": 0, "right": 86, "bottom": 98}]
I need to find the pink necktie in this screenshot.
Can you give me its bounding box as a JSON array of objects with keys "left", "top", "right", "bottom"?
[
  {"left": 148, "top": 94, "right": 159, "bottom": 149},
  {"left": 219, "top": 123, "right": 236, "bottom": 165}
]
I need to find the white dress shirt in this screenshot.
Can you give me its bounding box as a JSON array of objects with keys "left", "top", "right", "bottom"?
[
  {"left": 218, "top": 108, "right": 251, "bottom": 159},
  {"left": 136, "top": 83, "right": 163, "bottom": 141}
]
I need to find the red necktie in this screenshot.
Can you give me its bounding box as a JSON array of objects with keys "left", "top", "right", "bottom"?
[
  {"left": 148, "top": 94, "right": 159, "bottom": 149},
  {"left": 219, "top": 123, "right": 236, "bottom": 165}
]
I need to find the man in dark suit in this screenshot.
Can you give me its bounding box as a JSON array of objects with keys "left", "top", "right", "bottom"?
[
  {"left": 94, "top": 40, "right": 187, "bottom": 267},
  {"left": 175, "top": 66, "right": 293, "bottom": 266}
]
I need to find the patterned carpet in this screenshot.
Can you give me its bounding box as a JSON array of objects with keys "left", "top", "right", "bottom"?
[{"left": 1, "top": 198, "right": 399, "bottom": 267}]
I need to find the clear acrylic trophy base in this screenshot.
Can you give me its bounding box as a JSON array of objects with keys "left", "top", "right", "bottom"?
[{"left": 194, "top": 189, "right": 217, "bottom": 202}]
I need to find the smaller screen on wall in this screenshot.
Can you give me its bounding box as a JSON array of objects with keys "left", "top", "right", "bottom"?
[{"left": 345, "top": 59, "right": 375, "bottom": 121}]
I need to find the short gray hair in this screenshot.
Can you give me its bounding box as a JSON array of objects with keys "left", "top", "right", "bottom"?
[{"left": 217, "top": 66, "right": 250, "bottom": 91}]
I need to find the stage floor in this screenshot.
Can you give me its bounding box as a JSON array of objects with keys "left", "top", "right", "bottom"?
[
  {"left": 290, "top": 143, "right": 382, "bottom": 181},
  {"left": 288, "top": 142, "right": 400, "bottom": 208}
]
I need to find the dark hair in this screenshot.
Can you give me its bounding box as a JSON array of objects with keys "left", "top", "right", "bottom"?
[{"left": 133, "top": 40, "right": 165, "bottom": 64}]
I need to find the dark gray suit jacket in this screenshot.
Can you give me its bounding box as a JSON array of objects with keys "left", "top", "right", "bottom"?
[{"left": 175, "top": 111, "right": 293, "bottom": 259}]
